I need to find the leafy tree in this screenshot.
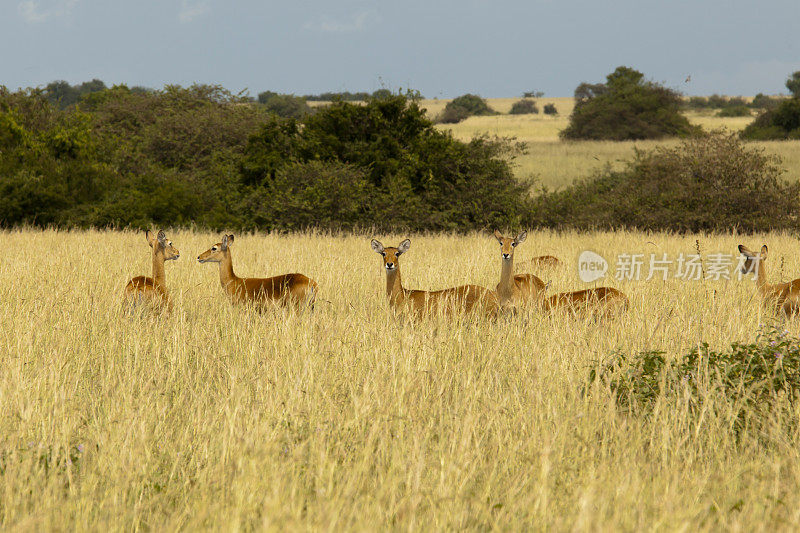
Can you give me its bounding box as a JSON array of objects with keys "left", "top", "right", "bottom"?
[
  {"left": 509, "top": 99, "right": 538, "bottom": 114},
  {"left": 561, "top": 66, "right": 696, "bottom": 140},
  {"left": 435, "top": 94, "right": 496, "bottom": 124},
  {"left": 741, "top": 72, "right": 800, "bottom": 140},
  {"left": 786, "top": 71, "right": 800, "bottom": 98},
  {"left": 257, "top": 91, "right": 312, "bottom": 119},
  {"left": 242, "top": 94, "right": 530, "bottom": 230},
  {"left": 543, "top": 103, "right": 558, "bottom": 115}
]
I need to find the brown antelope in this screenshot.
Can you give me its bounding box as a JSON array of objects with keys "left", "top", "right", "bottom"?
[
  {"left": 493, "top": 230, "right": 546, "bottom": 309},
  {"left": 738, "top": 244, "right": 800, "bottom": 315},
  {"left": 371, "top": 238, "right": 498, "bottom": 317},
  {"left": 197, "top": 234, "right": 317, "bottom": 310},
  {"left": 123, "top": 230, "right": 180, "bottom": 312},
  {"left": 515, "top": 255, "right": 561, "bottom": 271},
  {"left": 540, "top": 287, "right": 629, "bottom": 318}
]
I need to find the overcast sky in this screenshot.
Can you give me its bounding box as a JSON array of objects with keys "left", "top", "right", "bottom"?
[{"left": 2, "top": 0, "right": 799, "bottom": 98}]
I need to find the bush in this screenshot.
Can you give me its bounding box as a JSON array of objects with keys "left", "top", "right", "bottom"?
[
  {"left": 716, "top": 105, "right": 751, "bottom": 117},
  {"left": 786, "top": 71, "right": 800, "bottom": 98},
  {"left": 561, "top": 66, "right": 697, "bottom": 140},
  {"left": 590, "top": 326, "right": 800, "bottom": 432},
  {"left": 242, "top": 95, "right": 531, "bottom": 231},
  {"left": 686, "top": 96, "right": 709, "bottom": 109},
  {"left": 531, "top": 131, "right": 799, "bottom": 232},
  {"left": 543, "top": 103, "right": 558, "bottom": 115},
  {"left": 509, "top": 99, "right": 538, "bottom": 115},
  {"left": 436, "top": 94, "right": 496, "bottom": 124},
  {"left": 257, "top": 91, "right": 313, "bottom": 119},
  {"left": 241, "top": 161, "right": 372, "bottom": 231},
  {"left": 741, "top": 98, "right": 800, "bottom": 140},
  {"left": 750, "top": 93, "right": 780, "bottom": 110}
]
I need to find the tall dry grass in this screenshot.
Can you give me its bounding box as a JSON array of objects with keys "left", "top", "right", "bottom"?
[{"left": 3, "top": 228, "right": 800, "bottom": 529}]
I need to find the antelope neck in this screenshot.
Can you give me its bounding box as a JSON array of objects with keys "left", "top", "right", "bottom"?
[
  {"left": 218, "top": 250, "right": 239, "bottom": 289},
  {"left": 152, "top": 248, "right": 167, "bottom": 287},
  {"left": 385, "top": 266, "right": 404, "bottom": 301},
  {"left": 497, "top": 256, "right": 515, "bottom": 298}
]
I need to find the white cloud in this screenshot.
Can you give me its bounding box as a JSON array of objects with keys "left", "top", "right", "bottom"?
[
  {"left": 179, "top": 0, "right": 210, "bottom": 23},
  {"left": 304, "top": 10, "right": 380, "bottom": 33},
  {"left": 17, "top": 0, "right": 77, "bottom": 23}
]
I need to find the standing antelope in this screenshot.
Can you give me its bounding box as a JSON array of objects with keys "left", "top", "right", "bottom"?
[
  {"left": 738, "top": 244, "right": 800, "bottom": 315},
  {"left": 371, "top": 238, "right": 498, "bottom": 317},
  {"left": 197, "top": 234, "right": 317, "bottom": 310},
  {"left": 493, "top": 230, "right": 546, "bottom": 309},
  {"left": 123, "top": 230, "right": 180, "bottom": 312}
]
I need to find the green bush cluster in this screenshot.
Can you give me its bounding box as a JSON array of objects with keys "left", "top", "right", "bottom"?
[
  {"left": 509, "top": 99, "right": 538, "bottom": 115},
  {"left": 716, "top": 105, "right": 751, "bottom": 117},
  {"left": 257, "top": 91, "right": 313, "bottom": 119},
  {"left": 590, "top": 326, "right": 800, "bottom": 432},
  {"left": 542, "top": 103, "right": 558, "bottom": 115},
  {"left": 741, "top": 99, "right": 800, "bottom": 140},
  {"left": 530, "top": 132, "right": 799, "bottom": 232},
  {"left": 0, "top": 86, "right": 529, "bottom": 231},
  {"left": 561, "top": 66, "right": 697, "bottom": 140},
  {"left": 436, "top": 94, "right": 497, "bottom": 124}
]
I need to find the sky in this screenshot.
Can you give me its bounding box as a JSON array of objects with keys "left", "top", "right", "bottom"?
[{"left": 1, "top": 0, "right": 799, "bottom": 98}]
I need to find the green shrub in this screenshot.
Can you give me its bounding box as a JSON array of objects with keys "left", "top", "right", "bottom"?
[
  {"left": 590, "top": 326, "right": 800, "bottom": 431},
  {"left": 241, "top": 161, "right": 372, "bottom": 231},
  {"left": 786, "top": 71, "right": 800, "bottom": 98},
  {"left": 716, "top": 105, "right": 751, "bottom": 117},
  {"left": 561, "top": 66, "right": 697, "bottom": 140},
  {"left": 542, "top": 103, "right": 558, "bottom": 115},
  {"left": 741, "top": 98, "right": 800, "bottom": 140},
  {"left": 242, "top": 95, "right": 531, "bottom": 231},
  {"left": 509, "top": 99, "right": 538, "bottom": 115},
  {"left": 257, "top": 91, "right": 312, "bottom": 119},
  {"left": 436, "top": 94, "right": 496, "bottom": 124},
  {"left": 531, "top": 131, "right": 799, "bottom": 232},
  {"left": 750, "top": 93, "right": 780, "bottom": 110},
  {"left": 686, "top": 96, "right": 709, "bottom": 109}
]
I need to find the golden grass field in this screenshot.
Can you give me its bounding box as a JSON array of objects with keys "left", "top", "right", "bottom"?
[
  {"left": 5, "top": 228, "right": 800, "bottom": 529},
  {"left": 425, "top": 98, "right": 800, "bottom": 190}
]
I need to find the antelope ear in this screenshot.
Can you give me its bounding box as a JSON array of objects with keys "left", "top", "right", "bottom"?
[
  {"left": 397, "top": 239, "right": 411, "bottom": 255},
  {"left": 493, "top": 229, "right": 504, "bottom": 243},
  {"left": 371, "top": 239, "right": 385, "bottom": 254},
  {"left": 761, "top": 245, "right": 768, "bottom": 260},
  {"left": 157, "top": 230, "right": 167, "bottom": 246},
  {"left": 514, "top": 230, "right": 527, "bottom": 244},
  {"left": 738, "top": 244, "right": 754, "bottom": 257},
  {"left": 145, "top": 230, "right": 154, "bottom": 247},
  {"left": 226, "top": 234, "right": 235, "bottom": 245},
  {"left": 221, "top": 235, "right": 229, "bottom": 251}
]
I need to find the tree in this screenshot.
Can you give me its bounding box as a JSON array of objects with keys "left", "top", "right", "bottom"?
[
  {"left": 435, "top": 94, "right": 496, "bottom": 124},
  {"left": 561, "top": 66, "right": 696, "bottom": 140},
  {"left": 787, "top": 71, "right": 800, "bottom": 98}
]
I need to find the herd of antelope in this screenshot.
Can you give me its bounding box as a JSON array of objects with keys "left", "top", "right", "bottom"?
[{"left": 123, "top": 230, "right": 798, "bottom": 318}]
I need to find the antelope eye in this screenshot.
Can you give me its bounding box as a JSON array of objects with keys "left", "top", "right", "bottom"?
[
  {"left": 511, "top": 242, "right": 517, "bottom": 247},
  {"left": 212, "top": 246, "right": 217, "bottom": 251},
  {"left": 381, "top": 252, "right": 386, "bottom": 257}
]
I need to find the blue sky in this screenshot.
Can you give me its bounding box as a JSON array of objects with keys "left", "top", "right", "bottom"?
[{"left": 2, "top": 0, "right": 799, "bottom": 98}]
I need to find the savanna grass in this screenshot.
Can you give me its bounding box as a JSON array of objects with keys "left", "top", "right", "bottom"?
[{"left": 4, "top": 228, "right": 800, "bottom": 529}]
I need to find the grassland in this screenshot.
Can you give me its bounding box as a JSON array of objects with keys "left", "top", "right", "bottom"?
[
  {"left": 425, "top": 98, "right": 800, "bottom": 190},
  {"left": 4, "top": 228, "right": 800, "bottom": 529}
]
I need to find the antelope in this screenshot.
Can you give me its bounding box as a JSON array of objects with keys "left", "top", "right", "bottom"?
[
  {"left": 371, "top": 238, "right": 498, "bottom": 317},
  {"left": 493, "top": 230, "right": 546, "bottom": 309},
  {"left": 515, "top": 255, "right": 561, "bottom": 271},
  {"left": 123, "top": 230, "right": 180, "bottom": 312},
  {"left": 540, "top": 287, "right": 629, "bottom": 318},
  {"left": 738, "top": 244, "right": 800, "bottom": 315},
  {"left": 197, "top": 234, "right": 317, "bottom": 310}
]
